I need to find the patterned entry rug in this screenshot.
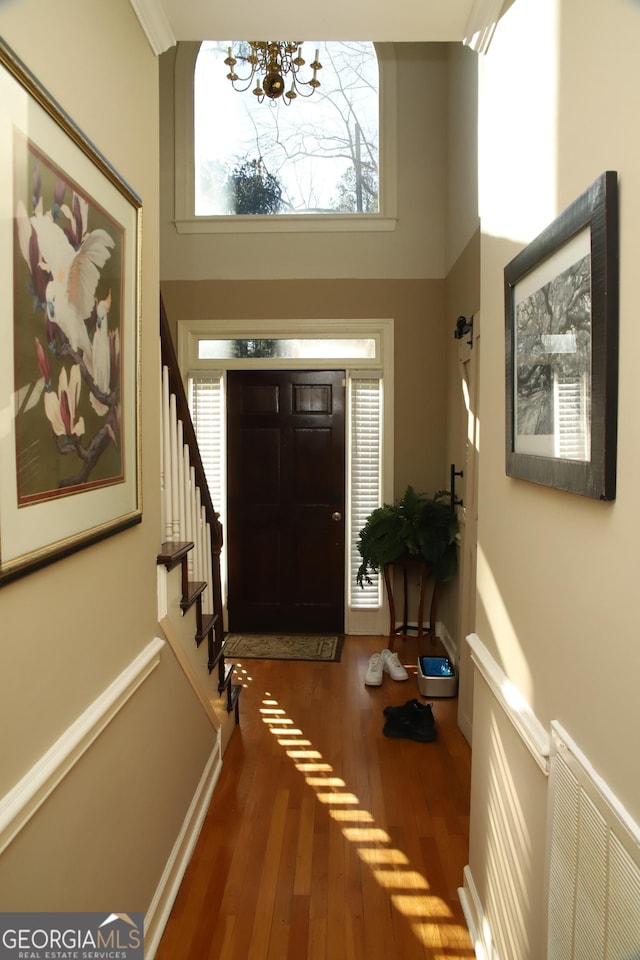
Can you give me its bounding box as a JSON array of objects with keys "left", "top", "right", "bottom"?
[{"left": 224, "top": 634, "right": 344, "bottom": 662}]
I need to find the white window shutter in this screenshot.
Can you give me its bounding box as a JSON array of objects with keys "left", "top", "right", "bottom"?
[
  {"left": 189, "top": 372, "right": 225, "bottom": 517},
  {"left": 350, "top": 376, "right": 382, "bottom": 608},
  {"left": 189, "top": 370, "right": 383, "bottom": 614},
  {"left": 554, "top": 372, "right": 591, "bottom": 461}
]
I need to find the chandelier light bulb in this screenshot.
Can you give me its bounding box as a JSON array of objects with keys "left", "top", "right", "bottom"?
[{"left": 224, "top": 41, "right": 322, "bottom": 105}]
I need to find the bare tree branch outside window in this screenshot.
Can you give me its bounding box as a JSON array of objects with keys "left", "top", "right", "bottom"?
[{"left": 194, "top": 41, "right": 379, "bottom": 215}]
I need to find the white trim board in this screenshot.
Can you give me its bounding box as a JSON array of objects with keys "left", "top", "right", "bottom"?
[
  {"left": 0, "top": 637, "right": 165, "bottom": 855},
  {"left": 459, "top": 864, "right": 500, "bottom": 960},
  {"left": 466, "top": 632, "right": 550, "bottom": 774},
  {"left": 144, "top": 741, "right": 222, "bottom": 958},
  {"left": 128, "top": 0, "right": 175, "bottom": 54}
]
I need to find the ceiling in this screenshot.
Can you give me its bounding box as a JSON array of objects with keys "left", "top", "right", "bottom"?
[{"left": 128, "top": 0, "right": 504, "bottom": 55}]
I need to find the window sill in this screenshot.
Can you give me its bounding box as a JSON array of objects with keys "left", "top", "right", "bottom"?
[{"left": 173, "top": 214, "right": 398, "bottom": 235}]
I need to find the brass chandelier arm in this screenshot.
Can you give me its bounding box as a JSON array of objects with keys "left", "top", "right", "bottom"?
[{"left": 224, "top": 41, "right": 322, "bottom": 104}]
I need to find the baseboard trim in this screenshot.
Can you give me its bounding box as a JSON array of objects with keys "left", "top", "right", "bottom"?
[
  {"left": 144, "top": 741, "right": 223, "bottom": 958},
  {"left": 459, "top": 864, "right": 497, "bottom": 960},
  {"left": 436, "top": 620, "right": 457, "bottom": 664},
  {"left": 0, "top": 636, "right": 165, "bottom": 856}
]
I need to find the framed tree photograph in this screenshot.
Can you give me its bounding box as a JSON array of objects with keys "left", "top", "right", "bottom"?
[
  {"left": 0, "top": 39, "right": 142, "bottom": 585},
  {"left": 504, "top": 171, "right": 618, "bottom": 500}
]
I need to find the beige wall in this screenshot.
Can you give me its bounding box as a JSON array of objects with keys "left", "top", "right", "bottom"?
[
  {"left": 159, "top": 40, "right": 480, "bottom": 649},
  {"left": 440, "top": 231, "right": 480, "bottom": 659},
  {"left": 160, "top": 43, "right": 449, "bottom": 282},
  {"left": 445, "top": 43, "right": 479, "bottom": 273},
  {"left": 162, "top": 277, "right": 448, "bottom": 496},
  {"left": 468, "top": 0, "right": 640, "bottom": 954},
  {"left": 0, "top": 0, "right": 217, "bottom": 918},
  {"left": 159, "top": 40, "right": 480, "bottom": 502},
  {"left": 437, "top": 42, "right": 480, "bottom": 666}
]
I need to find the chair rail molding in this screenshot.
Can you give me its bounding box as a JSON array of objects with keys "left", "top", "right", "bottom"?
[
  {"left": 467, "top": 631, "right": 550, "bottom": 773},
  {"left": 0, "top": 637, "right": 165, "bottom": 855}
]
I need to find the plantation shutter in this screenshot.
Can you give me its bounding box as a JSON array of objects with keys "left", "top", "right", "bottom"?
[
  {"left": 189, "top": 372, "right": 225, "bottom": 518},
  {"left": 189, "top": 370, "right": 384, "bottom": 613},
  {"left": 554, "top": 372, "right": 590, "bottom": 461},
  {"left": 350, "top": 376, "right": 382, "bottom": 608}
]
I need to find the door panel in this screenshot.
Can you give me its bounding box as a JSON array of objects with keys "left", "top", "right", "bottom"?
[{"left": 227, "top": 370, "right": 345, "bottom": 633}]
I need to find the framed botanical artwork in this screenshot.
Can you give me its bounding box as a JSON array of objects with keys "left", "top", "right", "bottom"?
[
  {"left": 504, "top": 171, "right": 618, "bottom": 500},
  {"left": 0, "top": 38, "right": 142, "bottom": 585}
]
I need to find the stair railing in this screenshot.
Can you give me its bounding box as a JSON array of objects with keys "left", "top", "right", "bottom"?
[{"left": 158, "top": 297, "right": 238, "bottom": 720}]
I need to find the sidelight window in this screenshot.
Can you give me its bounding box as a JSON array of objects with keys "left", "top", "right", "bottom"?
[
  {"left": 188, "top": 369, "right": 383, "bottom": 616},
  {"left": 349, "top": 377, "right": 382, "bottom": 608}
]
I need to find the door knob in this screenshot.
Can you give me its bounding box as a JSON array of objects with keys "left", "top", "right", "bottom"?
[{"left": 332, "top": 511, "right": 342, "bottom": 521}]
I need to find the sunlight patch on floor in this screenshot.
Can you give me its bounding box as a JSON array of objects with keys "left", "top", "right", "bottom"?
[
  {"left": 258, "top": 691, "right": 475, "bottom": 957},
  {"left": 316, "top": 792, "right": 360, "bottom": 805},
  {"left": 392, "top": 894, "right": 453, "bottom": 917},
  {"left": 329, "top": 809, "right": 374, "bottom": 823},
  {"left": 304, "top": 776, "right": 346, "bottom": 787},
  {"left": 358, "top": 848, "right": 409, "bottom": 865}
]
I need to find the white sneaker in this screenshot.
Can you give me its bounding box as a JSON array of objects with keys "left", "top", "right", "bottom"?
[
  {"left": 382, "top": 648, "right": 409, "bottom": 681},
  {"left": 365, "top": 652, "right": 384, "bottom": 686}
]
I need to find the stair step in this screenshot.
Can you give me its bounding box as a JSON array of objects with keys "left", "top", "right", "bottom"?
[
  {"left": 208, "top": 635, "right": 225, "bottom": 674},
  {"left": 218, "top": 661, "right": 236, "bottom": 695},
  {"left": 157, "top": 540, "right": 194, "bottom": 571},
  {"left": 180, "top": 580, "right": 206, "bottom": 612},
  {"left": 196, "top": 612, "right": 218, "bottom": 648},
  {"left": 227, "top": 683, "right": 241, "bottom": 723}
]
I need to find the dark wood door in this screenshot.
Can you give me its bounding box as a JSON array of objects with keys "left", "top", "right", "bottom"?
[{"left": 227, "top": 370, "right": 345, "bottom": 633}]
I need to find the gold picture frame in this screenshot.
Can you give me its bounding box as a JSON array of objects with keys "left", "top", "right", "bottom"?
[{"left": 0, "top": 38, "right": 142, "bottom": 584}]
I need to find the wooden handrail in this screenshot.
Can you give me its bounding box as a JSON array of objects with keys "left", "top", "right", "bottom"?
[
  {"left": 160, "top": 296, "right": 228, "bottom": 697},
  {"left": 160, "top": 296, "right": 223, "bottom": 552}
]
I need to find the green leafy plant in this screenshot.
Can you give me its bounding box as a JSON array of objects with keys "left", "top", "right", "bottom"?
[
  {"left": 356, "top": 486, "right": 458, "bottom": 587},
  {"left": 226, "top": 156, "right": 283, "bottom": 215}
]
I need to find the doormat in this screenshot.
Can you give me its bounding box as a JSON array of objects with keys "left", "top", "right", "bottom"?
[{"left": 224, "top": 634, "right": 344, "bottom": 662}]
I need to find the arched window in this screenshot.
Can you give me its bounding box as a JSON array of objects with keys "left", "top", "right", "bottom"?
[{"left": 193, "top": 41, "right": 380, "bottom": 217}]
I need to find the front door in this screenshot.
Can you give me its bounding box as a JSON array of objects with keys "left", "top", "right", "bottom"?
[{"left": 227, "top": 370, "right": 345, "bottom": 633}]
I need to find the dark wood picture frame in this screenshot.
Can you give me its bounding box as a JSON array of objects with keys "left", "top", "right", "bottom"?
[{"left": 505, "top": 171, "right": 618, "bottom": 500}]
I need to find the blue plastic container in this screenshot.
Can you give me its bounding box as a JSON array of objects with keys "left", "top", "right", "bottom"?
[{"left": 417, "top": 655, "right": 457, "bottom": 697}]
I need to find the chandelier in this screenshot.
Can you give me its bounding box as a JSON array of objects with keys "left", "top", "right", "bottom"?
[{"left": 224, "top": 42, "right": 322, "bottom": 105}]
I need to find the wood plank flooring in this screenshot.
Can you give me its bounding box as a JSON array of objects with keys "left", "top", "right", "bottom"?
[{"left": 156, "top": 635, "right": 474, "bottom": 960}]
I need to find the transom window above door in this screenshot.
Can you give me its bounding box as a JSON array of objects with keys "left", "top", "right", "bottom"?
[
  {"left": 197, "top": 337, "right": 377, "bottom": 360},
  {"left": 194, "top": 41, "right": 380, "bottom": 217}
]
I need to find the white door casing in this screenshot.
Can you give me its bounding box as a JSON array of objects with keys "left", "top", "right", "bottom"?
[{"left": 455, "top": 315, "right": 480, "bottom": 744}]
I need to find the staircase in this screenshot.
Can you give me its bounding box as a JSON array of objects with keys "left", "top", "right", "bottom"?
[{"left": 157, "top": 298, "right": 240, "bottom": 740}]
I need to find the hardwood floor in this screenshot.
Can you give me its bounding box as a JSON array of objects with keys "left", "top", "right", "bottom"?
[{"left": 156, "top": 635, "right": 474, "bottom": 960}]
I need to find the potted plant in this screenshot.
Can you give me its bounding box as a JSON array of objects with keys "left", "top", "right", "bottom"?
[
  {"left": 357, "top": 486, "right": 459, "bottom": 646},
  {"left": 356, "top": 485, "right": 458, "bottom": 587}
]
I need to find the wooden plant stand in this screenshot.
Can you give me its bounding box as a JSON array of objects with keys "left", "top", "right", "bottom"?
[{"left": 383, "top": 556, "right": 441, "bottom": 656}]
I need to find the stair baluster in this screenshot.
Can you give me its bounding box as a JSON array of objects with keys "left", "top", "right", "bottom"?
[{"left": 157, "top": 298, "right": 240, "bottom": 724}]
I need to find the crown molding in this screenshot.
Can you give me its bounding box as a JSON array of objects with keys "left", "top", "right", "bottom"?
[
  {"left": 129, "top": 0, "right": 176, "bottom": 55},
  {"left": 463, "top": 0, "right": 505, "bottom": 53}
]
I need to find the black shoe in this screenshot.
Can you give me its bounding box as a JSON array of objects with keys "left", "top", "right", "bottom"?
[
  {"left": 383, "top": 699, "right": 435, "bottom": 724},
  {"left": 382, "top": 714, "right": 438, "bottom": 743},
  {"left": 382, "top": 701, "right": 437, "bottom": 742}
]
